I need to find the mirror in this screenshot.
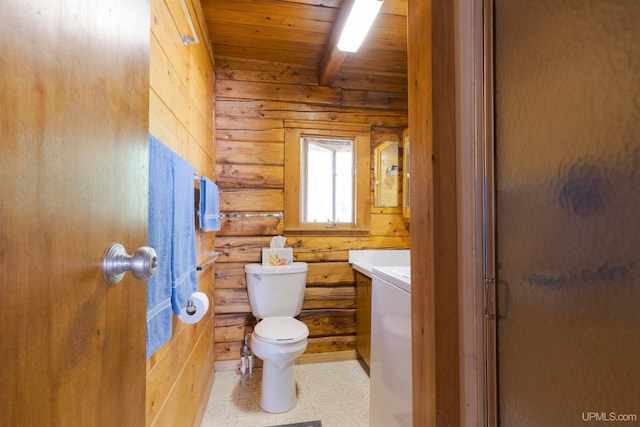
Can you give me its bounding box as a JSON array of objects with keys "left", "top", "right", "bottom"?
[{"left": 374, "top": 141, "right": 399, "bottom": 207}]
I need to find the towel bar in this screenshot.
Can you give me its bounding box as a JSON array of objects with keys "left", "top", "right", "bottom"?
[
  {"left": 179, "top": 0, "right": 200, "bottom": 46},
  {"left": 196, "top": 251, "right": 221, "bottom": 271},
  {"left": 219, "top": 213, "right": 283, "bottom": 220}
]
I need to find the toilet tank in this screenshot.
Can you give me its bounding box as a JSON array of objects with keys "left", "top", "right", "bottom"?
[{"left": 245, "top": 262, "right": 308, "bottom": 318}]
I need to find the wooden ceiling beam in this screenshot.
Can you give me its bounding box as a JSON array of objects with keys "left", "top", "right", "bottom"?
[{"left": 317, "top": 0, "right": 355, "bottom": 86}]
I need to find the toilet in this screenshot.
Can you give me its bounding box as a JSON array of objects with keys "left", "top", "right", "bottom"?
[{"left": 245, "top": 262, "right": 309, "bottom": 413}]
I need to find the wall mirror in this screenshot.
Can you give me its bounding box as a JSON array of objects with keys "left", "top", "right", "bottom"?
[{"left": 373, "top": 141, "right": 399, "bottom": 207}]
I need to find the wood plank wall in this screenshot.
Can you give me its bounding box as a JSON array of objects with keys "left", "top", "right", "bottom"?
[
  {"left": 213, "top": 57, "right": 410, "bottom": 364},
  {"left": 147, "top": 0, "right": 215, "bottom": 426}
]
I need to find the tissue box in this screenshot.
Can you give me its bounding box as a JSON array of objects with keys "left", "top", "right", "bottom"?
[{"left": 262, "top": 248, "right": 293, "bottom": 265}]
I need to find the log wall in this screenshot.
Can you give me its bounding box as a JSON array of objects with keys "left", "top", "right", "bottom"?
[{"left": 213, "top": 57, "right": 410, "bottom": 364}]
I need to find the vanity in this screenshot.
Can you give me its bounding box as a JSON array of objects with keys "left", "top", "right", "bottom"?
[
  {"left": 355, "top": 270, "right": 372, "bottom": 368},
  {"left": 349, "top": 249, "right": 412, "bottom": 427},
  {"left": 348, "top": 250, "right": 410, "bottom": 369}
]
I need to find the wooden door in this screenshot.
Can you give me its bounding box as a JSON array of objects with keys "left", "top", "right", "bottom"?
[{"left": 0, "top": 1, "right": 150, "bottom": 425}]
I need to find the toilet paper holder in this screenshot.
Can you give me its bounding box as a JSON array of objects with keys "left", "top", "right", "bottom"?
[
  {"left": 186, "top": 299, "right": 197, "bottom": 315},
  {"left": 179, "top": 291, "right": 209, "bottom": 324}
]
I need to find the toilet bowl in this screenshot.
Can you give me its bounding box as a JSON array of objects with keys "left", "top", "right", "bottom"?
[
  {"left": 244, "top": 262, "right": 309, "bottom": 413},
  {"left": 251, "top": 316, "right": 309, "bottom": 413}
]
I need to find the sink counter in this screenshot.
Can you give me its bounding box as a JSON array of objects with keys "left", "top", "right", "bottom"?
[
  {"left": 348, "top": 249, "right": 410, "bottom": 277},
  {"left": 350, "top": 249, "right": 409, "bottom": 371}
]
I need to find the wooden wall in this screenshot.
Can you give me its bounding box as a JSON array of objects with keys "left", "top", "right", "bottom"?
[
  {"left": 147, "top": 0, "right": 215, "bottom": 426},
  {"left": 213, "top": 57, "right": 410, "bottom": 364}
]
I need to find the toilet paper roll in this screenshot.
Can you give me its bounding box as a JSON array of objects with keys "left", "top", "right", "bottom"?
[{"left": 178, "top": 291, "right": 209, "bottom": 324}]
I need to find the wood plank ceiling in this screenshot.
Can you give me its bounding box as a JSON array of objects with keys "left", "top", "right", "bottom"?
[{"left": 200, "top": 0, "right": 407, "bottom": 88}]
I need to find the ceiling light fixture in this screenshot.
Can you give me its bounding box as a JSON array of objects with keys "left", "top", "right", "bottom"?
[{"left": 337, "top": 0, "right": 384, "bottom": 53}]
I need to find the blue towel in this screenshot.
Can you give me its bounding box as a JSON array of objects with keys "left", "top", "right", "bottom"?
[
  {"left": 147, "top": 135, "right": 174, "bottom": 359},
  {"left": 170, "top": 152, "right": 198, "bottom": 316},
  {"left": 199, "top": 177, "right": 221, "bottom": 232}
]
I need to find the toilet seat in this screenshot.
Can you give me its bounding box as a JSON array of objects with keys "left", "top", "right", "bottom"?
[{"left": 254, "top": 317, "right": 309, "bottom": 344}]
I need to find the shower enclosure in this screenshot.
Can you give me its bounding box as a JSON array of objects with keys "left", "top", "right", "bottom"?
[{"left": 486, "top": 1, "right": 640, "bottom": 425}]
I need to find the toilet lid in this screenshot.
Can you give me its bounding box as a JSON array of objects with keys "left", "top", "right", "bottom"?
[{"left": 254, "top": 317, "right": 309, "bottom": 343}]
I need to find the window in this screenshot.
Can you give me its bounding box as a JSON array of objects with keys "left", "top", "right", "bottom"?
[
  {"left": 301, "top": 137, "right": 353, "bottom": 223},
  {"left": 284, "top": 121, "right": 370, "bottom": 235}
]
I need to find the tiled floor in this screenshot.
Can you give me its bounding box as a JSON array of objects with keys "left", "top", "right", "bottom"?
[{"left": 200, "top": 360, "right": 370, "bottom": 427}]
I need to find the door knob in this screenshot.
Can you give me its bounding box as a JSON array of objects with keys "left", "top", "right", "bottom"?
[{"left": 103, "top": 243, "right": 158, "bottom": 285}]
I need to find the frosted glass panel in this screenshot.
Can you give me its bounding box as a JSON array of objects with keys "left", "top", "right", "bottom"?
[{"left": 494, "top": 1, "right": 640, "bottom": 425}]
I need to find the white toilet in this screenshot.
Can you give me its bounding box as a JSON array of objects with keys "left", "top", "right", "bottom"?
[{"left": 245, "top": 262, "right": 309, "bottom": 413}]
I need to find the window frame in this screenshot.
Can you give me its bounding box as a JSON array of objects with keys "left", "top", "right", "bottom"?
[{"left": 284, "top": 120, "right": 371, "bottom": 236}]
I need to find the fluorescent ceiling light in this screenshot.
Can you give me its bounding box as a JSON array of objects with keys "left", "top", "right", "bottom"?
[{"left": 337, "top": 0, "right": 384, "bottom": 53}]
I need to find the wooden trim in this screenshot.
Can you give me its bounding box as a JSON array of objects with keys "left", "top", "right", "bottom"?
[
  {"left": 455, "top": 0, "right": 487, "bottom": 425},
  {"left": 408, "top": 0, "right": 460, "bottom": 426},
  {"left": 284, "top": 120, "right": 371, "bottom": 132},
  {"left": 284, "top": 228, "right": 370, "bottom": 237}
]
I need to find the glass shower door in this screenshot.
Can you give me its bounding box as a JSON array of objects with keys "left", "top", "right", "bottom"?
[{"left": 492, "top": 1, "right": 640, "bottom": 425}]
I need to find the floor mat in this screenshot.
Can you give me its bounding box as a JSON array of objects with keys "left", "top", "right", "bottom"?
[{"left": 268, "top": 421, "right": 321, "bottom": 427}]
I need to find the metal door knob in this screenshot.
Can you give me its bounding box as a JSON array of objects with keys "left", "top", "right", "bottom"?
[{"left": 103, "top": 243, "right": 158, "bottom": 285}]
